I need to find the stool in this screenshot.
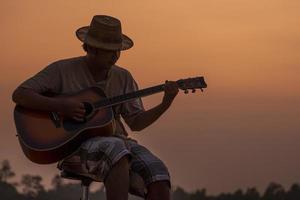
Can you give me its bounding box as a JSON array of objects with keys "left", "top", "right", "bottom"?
[
  {"left": 60, "top": 170, "right": 147, "bottom": 199},
  {"left": 60, "top": 170, "right": 93, "bottom": 200},
  {"left": 59, "top": 162, "right": 147, "bottom": 200}
]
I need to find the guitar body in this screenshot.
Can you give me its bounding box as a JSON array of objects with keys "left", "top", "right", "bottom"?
[
  {"left": 14, "top": 87, "right": 115, "bottom": 164},
  {"left": 13, "top": 76, "right": 207, "bottom": 164}
]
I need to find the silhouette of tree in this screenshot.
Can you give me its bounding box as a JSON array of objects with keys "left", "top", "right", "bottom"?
[
  {"left": 190, "top": 189, "right": 207, "bottom": 200},
  {"left": 38, "top": 182, "right": 81, "bottom": 200},
  {"left": 231, "top": 189, "right": 244, "bottom": 200},
  {"left": 21, "top": 174, "right": 45, "bottom": 198},
  {"left": 51, "top": 174, "right": 64, "bottom": 189},
  {"left": 286, "top": 183, "right": 300, "bottom": 200},
  {"left": 2, "top": 159, "right": 300, "bottom": 200},
  {"left": 172, "top": 186, "right": 189, "bottom": 200},
  {"left": 217, "top": 192, "right": 233, "bottom": 200},
  {"left": 244, "top": 187, "right": 260, "bottom": 200},
  {"left": 0, "top": 181, "right": 25, "bottom": 200},
  {"left": 262, "top": 182, "right": 285, "bottom": 200},
  {"left": 0, "top": 160, "right": 15, "bottom": 183}
]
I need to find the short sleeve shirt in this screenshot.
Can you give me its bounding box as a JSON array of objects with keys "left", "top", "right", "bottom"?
[{"left": 18, "top": 56, "right": 145, "bottom": 136}]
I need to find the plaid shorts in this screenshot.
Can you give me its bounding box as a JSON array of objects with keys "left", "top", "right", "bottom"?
[{"left": 58, "top": 136, "right": 170, "bottom": 197}]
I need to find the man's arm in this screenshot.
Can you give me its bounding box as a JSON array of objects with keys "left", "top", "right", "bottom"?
[
  {"left": 129, "top": 81, "right": 179, "bottom": 131},
  {"left": 12, "top": 88, "right": 62, "bottom": 112},
  {"left": 12, "top": 88, "right": 86, "bottom": 121}
]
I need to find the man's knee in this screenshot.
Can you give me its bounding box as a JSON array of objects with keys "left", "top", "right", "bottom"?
[{"left": 114, "top": 155, "right": 130, "bottom": 169}]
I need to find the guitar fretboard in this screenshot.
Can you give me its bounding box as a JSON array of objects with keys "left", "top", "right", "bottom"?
[
  {"left": 94, "top": 84, "right": 165, "bottom": 108},
  {"left": 93, "top": 77, "right": 207, "bottom": 109}
]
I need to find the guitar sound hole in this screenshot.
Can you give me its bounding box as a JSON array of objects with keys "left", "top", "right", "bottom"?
[
  {"left": 62, "top": 102, "right": 94, "bottom": 132},
  {"left": 83, "top": 102, "right": 94, "bottom": 116}
]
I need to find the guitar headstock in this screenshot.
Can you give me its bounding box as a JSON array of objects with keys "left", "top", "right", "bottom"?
[{"left": 176, "top": 77, "right": 207, "bottom": 93}]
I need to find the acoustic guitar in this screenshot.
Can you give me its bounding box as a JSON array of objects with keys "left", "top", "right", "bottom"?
[{"left": 14, "top": 77, "right": 207, "bottom": 164}]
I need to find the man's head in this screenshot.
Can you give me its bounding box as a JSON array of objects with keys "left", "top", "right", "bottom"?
[
  {"left": 76, "top": 15, "right": 133, "bottom": 68},
  {"left": 82, "top": 43, "right": 120, "bottom": 69}
]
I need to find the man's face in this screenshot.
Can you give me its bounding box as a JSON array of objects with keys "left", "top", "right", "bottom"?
[{"left": 87, "top": 46, "right": 121, "bottom": 69}]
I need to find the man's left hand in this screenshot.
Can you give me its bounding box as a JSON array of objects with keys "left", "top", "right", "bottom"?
[{"left": 162, "top": 80, "right": 179, "bottom": 107}]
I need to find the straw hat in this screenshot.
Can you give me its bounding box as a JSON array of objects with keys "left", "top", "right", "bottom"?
[{"left": 76, "top": 15, "right": 134, "bottom": 51}]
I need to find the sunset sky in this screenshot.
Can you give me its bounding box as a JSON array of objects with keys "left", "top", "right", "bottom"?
[{"left": 1, "top": 0, "right": 300, "bottom": 194}]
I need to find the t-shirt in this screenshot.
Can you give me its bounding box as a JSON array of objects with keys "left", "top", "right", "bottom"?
[{"left": 18, "top": 56, "right": 145, "bottom": 136}]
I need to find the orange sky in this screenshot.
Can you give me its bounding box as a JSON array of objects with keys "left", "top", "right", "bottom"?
[{"left": 1, "top": 0, "right": 300, "bottom": 194}]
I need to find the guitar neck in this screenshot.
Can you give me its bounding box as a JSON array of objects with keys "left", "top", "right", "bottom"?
[
  {"left": 93, "top": 76, "right": 207, "bottom": 109},
  {"left": 94, "top": 84, "right": 165, "bottom": 109}
]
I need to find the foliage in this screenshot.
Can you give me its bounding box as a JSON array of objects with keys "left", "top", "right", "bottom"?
[
  {"left": 1, "top": 160, "right": 300, "bottom": 200},
  {"left": 20, "top": 174, "right": 45, "bottom": 198},
  {"left": 0, "top": 159, "right": 15, "bottom": 182}
]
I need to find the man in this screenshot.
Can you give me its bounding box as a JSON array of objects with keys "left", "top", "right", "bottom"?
[{"left": 12, "top": 15, "right": 178, "bottom": 200}]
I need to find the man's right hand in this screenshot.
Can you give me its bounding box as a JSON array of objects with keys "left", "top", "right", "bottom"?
[{"left": 58, "top": 98, "right": 86, "bottom": 121}]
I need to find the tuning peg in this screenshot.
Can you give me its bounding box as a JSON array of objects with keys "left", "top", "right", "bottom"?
[
  {"left": 184, "top": 89, "right": 189, "bottom": 94},
  {"left": 192, "top": 89, "right": 196, "bottom": 93}
]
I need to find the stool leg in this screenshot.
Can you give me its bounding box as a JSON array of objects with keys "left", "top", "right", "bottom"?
[{"left": 81, "top": 183, "right": 90, "bottom": 200}]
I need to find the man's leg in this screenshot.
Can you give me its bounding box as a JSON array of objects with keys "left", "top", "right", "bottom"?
[
  {"left": 127, "top": 140, "right": 171, "bottom": 200},
  {"left": 104, "top": 156, "right": 130, "bottom": 200},
  {"left": 146, "top": 181, "right": 170, "bottom": 200}
]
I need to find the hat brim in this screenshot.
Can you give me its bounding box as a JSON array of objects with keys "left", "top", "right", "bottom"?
[{"left": 76, "top": 26, "right": 133, "bottom": 51}]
